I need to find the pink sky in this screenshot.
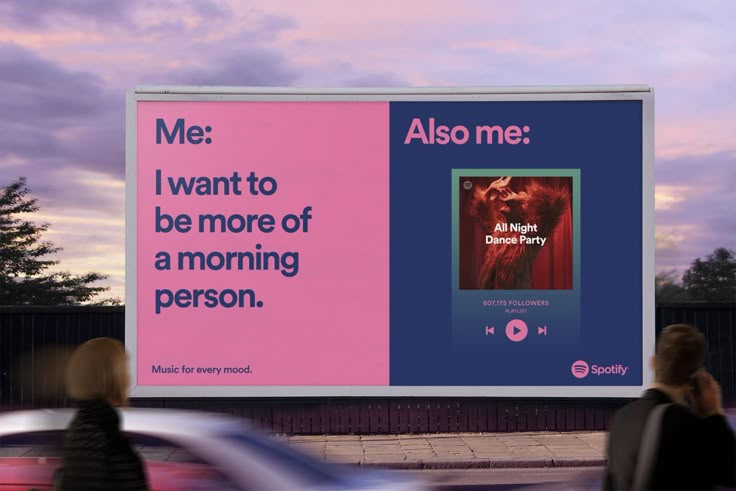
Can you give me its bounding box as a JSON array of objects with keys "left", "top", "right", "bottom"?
[{"left": 1, "top": 0, "right": 735, "bottom": 301}]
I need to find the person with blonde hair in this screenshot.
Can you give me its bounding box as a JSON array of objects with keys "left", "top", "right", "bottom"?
[{"left": 55, "top": 337, "right": 149, "bottom": 490}]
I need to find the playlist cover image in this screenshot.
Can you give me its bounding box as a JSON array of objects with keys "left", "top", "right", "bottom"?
[{"left": 458, "top": 174, "right": 573, "bottom": 290}]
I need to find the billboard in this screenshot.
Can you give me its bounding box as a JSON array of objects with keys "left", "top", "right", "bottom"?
[{"left": 126, "top": 86, "right": 654, "bottom": 397}]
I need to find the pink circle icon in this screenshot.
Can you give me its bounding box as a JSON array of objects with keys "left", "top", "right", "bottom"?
[
  {"left": 505, "top": 319, "right": 528, "bottom": 342},
  {"left": 571, "top": 360, "right": 590, "bottom": 378}
]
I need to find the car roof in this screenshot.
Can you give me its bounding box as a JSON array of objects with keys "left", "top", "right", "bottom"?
[{"left": 0, "top": 408, "right": 250, "bottom": 439}]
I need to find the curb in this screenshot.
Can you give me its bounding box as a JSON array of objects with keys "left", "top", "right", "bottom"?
[{"left": 355, "top": 457, "right": 606, "bottom": 470}]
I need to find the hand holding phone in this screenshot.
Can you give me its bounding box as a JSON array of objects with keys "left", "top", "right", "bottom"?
[{"left": 690, "top": 369, "right": 724, "bottom": 416}]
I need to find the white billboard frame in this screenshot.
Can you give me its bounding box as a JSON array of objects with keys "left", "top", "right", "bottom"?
[{"left": 126, "top": 85, "right": 655, "bottom": 398}]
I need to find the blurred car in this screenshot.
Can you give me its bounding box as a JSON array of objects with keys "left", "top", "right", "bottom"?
[{"left": 0, "top": 408, "right": 428, "bottom": 491}]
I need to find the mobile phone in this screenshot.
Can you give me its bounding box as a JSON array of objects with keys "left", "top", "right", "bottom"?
[{"left": 689, "top": 369, "right": 703, "bottom": 412}]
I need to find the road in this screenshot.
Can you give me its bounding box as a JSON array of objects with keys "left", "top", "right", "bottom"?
[{"left": 400, "top": 467, "right": 603, "bottom": 490}]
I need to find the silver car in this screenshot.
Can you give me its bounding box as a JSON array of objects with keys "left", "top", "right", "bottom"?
[{"left": 0, "top": 408, "right": 428, "bottom": 491}]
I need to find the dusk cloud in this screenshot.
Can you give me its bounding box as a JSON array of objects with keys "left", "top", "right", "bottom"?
[
  {"left": 160, "top": 49, "right": 299, "bottom": 87},
  {"left": 0, "top": 0, "right": 142, "bottom": 28},
  {"left": 0, "top": 43, "right": 122, "bottom": 181},
  {"left": 655, "top": 151, "right": 736, "bottom": 274},
  {"left": 1, "top": 0, "right": 735, "bottom": 300},
  {"left": 0, "top": 43, "right": 109, "bottom": 121}
]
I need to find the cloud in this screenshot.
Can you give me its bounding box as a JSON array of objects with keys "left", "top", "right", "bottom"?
[
  {"left": 10, "top": 0, "right": 733, "bottom": 299},
  {"left": 654, "top": 151, "right": 736, "bottom": 272},
  {"left": 655, "top": 185, "right": 689, "bottom": 211},
  {"left": 0, "top": 43, "right": 109, "bottom": 121},
  {"left": 0, "top": 43, "right": 123, "bottom": 180},
  {"left": 188, "top": 0, "right": 233, "bottom": 20},
  {"left": 293, "top": 59, "right": 409, "bottom": 87},
  {"left": 161, "top": 49, "right": 299, "bottom": 86},
  {"left": 0, "top": 0, "right": 144, "bottom": 28},
  {"left": 656, "top": 151, "right": 736, "bottom": 190},
  {"left": 0, "top": 0, "right": 235, "bottom": 31},
  {"left": 329, "top": 62, "right": 408, "bottom": 87},
  {"left": 24, "top": 168, "right": 124, "bottom": 216},
  {"left": 256, "top": 13, "right": 298, "bottom": 33}
]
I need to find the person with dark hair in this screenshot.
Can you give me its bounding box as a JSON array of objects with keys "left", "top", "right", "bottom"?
[
  {"left": 604, "top": 324, "right": 735, "bottom": 490},
  {"left": 56, "top": 338, "right": 149, "bottom": 491}
]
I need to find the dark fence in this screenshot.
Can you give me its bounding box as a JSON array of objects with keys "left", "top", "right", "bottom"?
[{"left": 1, "top": 304, "right": 733, "bottom": 434}]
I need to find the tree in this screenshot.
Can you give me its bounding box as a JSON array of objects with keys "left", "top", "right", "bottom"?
[
  {"left": 682, "top": 247, "right": 736, "bottom": 302},
  {"left": 0, "top": 177, "right": 114, "bottom": 305},
  {"left": 655, "top": 269, "right": 687, "bottom": 303}
]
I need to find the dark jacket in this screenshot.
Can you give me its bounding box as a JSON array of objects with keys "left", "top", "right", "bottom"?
[
  {"left": 605, "top": 388, "right": 735, "bottom": 491},
  {"left": 57, "top": 399, "right": 149, "bottom": 491}
]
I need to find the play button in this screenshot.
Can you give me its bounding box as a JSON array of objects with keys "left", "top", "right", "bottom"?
[{"left": 505, "top": 319, "right": 528, "bottom": 342}]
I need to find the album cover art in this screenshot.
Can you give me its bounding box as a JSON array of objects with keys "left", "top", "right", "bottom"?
[{"left": 458, "top": 175, "right": 573, "bottom": 290}]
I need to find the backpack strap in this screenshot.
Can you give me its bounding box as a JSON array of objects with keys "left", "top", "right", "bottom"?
[{"left": 632, "top": 403, "right": 672, "bottom": 491}]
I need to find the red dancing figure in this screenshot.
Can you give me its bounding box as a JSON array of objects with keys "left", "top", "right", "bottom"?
[{"left": 468, "top": 176, "right": 569, "bottom": 289}]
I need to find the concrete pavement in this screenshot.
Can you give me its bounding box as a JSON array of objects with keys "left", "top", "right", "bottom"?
[
  {"left": 1, "top": 431, "right": 608, "bottom": 472},
  {"left": 283, "top": 431, "right": 608, "bottom": 470}
]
